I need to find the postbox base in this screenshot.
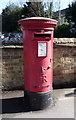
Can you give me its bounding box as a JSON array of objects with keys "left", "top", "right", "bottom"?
[{"left": 24, "top": 90, "right": 53, "bottom": 110}]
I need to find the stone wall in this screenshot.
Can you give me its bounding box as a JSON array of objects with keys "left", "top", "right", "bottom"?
[
  {"left": 53, "top": 45, "right": 76, "bottom": 88},
  {"left": 2, "top": 46, "right": 24, "bottom": 90},
  {"left": 1, "top": 38, "right": 76, "bottom": 90}
]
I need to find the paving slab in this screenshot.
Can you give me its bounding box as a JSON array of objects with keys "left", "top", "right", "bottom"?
[{"left": 1, "top": 88, "right": 76, "bottom": 118}]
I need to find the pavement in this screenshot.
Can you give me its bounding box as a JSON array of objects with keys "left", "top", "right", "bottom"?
[{"left": 0, "top": 88, "right": 76, "bottom": 119}]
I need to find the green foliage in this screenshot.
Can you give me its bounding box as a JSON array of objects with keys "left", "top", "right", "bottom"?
[
  {"left": 2, "top": 2, "right": 45, "bottom": 32},
  {"left": 65, "top": 1, "right": 76, "bottom": 38},
  {"left": 21, "top": 2, "right": 45, "bottom": 18},
  {"left": 66, "top": 1, "right": 76, "bottom": 23},
  {"left": 2, "top": 2, "right": 53, "bottom": 32},
  {"left": 21, "top": 2, "right": 53, "bottom": 18},
  {"left": 2, "top": 4, "right": 22, "bottom": 32},
  {"left": 54, "top": 23, "right": 71, "bottom": 38}
]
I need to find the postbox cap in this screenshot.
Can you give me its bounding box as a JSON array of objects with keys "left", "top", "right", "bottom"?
[{"left": 18, "top": 17, "right": 57, "bottom": 29}]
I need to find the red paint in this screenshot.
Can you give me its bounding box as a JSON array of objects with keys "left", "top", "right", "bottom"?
[{"left": 18, "top": 17, "right": 57, "bottom": 92}]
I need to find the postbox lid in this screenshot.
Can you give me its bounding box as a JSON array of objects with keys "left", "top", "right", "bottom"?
[{"left": 18, "top": 17, "right": 57, "bottom": 29}]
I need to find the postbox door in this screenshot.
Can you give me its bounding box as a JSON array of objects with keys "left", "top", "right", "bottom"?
[
  {"left": 24, "top": 30, "right": 53, "bottom": 92},
  {"left": 30, "top": 32, "right": 53, "bottom": 92}
]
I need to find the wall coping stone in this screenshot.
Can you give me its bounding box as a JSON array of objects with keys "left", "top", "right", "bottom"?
[
  {"left": 54, "top": 44, "right": 76, "bottom": 47},
  {"left": 0, "top": 46, "right": 23, "bottom": 49},
  {"left": 54, "top": 38, "right": 76, "bottom": 44},
  {"left": 0, "top": 44, "right": 76, "bottom": 49}
]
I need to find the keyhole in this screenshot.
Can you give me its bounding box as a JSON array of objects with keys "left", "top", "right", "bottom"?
[{"left": 50, "top": 59, "right": 51, "bottom": 63}]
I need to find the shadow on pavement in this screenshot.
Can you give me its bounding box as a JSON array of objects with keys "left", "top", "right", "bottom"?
[
  {"left": 2, "top": 97, "right": 31, "bottom": 114},
  {"left": 65, "top": 89, "right": 76, "bottom": 97}
]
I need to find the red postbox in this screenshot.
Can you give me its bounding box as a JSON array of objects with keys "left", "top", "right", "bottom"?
[{"left": 18, "top": 17, "right": 57, "bottom": 110}]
